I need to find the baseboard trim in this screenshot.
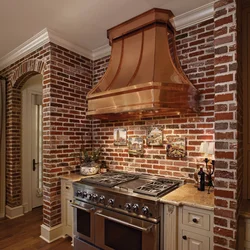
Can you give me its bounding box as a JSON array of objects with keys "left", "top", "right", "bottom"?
[
  {"left": 5, "top": 205, "right": 24, "bottom": 219},
  {"left": 22, "top": 203, "right": 29, "bottom": 214},
  {"left": 40, "top": 223, "right": 63, "bottom": 243}
]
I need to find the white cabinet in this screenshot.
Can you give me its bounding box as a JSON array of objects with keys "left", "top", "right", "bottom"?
[
  {"left": 179, "top": 206, "right": 213, "bottom": 250},
  {"left": 164, "top": 204, "right": 213, "bottom": 250},
  {"left": 180, "top": 230, "right": 210, "bottom": 250},
  {"left": 61, "top": 179, "right": 74, "bottom": 238}
]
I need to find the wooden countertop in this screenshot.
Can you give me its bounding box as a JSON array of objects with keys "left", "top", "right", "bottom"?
[
  {"left": 60, "top": 173, "right": 82, "bottom": 182},
  {"left": 160, "top": 183, "right": 214, "bottom": 210}
]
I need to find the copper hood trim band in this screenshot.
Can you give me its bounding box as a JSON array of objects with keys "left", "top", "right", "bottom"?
[{"left": 88, "top": 82, "right": 192, "bottom": 99}]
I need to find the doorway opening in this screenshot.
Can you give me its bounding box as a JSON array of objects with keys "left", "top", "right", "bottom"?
[{"left": 21, "top": 74, "right": 43, "bottom": 212}]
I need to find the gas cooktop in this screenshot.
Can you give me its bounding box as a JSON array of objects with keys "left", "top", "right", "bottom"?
[
  {"left": 80, "top": 171, "right": 181, "bottom": 197},
  {"left": 74, "top": 171, "right": 183, "bottom": 223},
  {"left": 80, "top": 172, "right": 139, "bottom": 188}
]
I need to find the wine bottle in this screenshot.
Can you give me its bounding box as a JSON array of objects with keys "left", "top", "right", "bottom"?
[{"left": 198, "top": 168, "right": 205, "bottom": 191}]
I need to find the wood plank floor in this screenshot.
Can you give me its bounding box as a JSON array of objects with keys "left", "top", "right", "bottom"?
[{"left": 0, "top": 207, "right": 73, "bottom": 250}]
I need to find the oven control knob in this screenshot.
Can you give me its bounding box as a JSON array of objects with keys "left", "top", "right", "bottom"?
[
  {"left": 132, "top": 204, "right": 139, "bottom": 212},
  {"left": 108, "top": 198, "right": 114, "bottom": 206},
  {"left": 88, "top": 193, "right": 93, "bottom": 200},
  {"left": 142, "top": 206, "right": 149, "bottom": 215},
  {"left": 92, "top": 194, "right": 98, "bottom": 201},
  {"left": 76, "top": 190, "right": 82, "bottom": 197},
  {"left": 124, "top": 203, "right": 132, "bottom": 211},
  {"left": 99, "top": 195, "right": 105, "bottom": 203},
  {"left": 82, "top": 191, "right": 87, "bottom": 198}
]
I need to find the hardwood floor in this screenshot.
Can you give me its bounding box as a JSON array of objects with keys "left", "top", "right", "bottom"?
[{"left": 0, "top": 207, "right": 73, "bottom": 250}]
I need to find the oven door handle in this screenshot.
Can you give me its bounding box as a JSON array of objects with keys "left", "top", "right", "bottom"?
[
  {"left": 71, "top": 203, "right": 95, "bottom": 212},
  {"left": 95, "top": 211, "right": 153, "bottom": 233}
]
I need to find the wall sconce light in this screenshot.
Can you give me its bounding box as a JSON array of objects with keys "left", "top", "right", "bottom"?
[{"left": 199, "top": 142, "right": 215, "bottom": 193}]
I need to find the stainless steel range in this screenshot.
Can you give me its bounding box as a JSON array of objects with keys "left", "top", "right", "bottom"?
[{"left": 72, "top": 171, "right": 182, "bottom": 250}]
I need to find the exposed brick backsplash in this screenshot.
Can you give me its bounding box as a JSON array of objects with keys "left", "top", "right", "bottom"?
[
  {"left": 92, "top": 4, "right": 242, "bottom": 248},
  {"left": 0, "top": 1, "right": 242, "bottom": 248},
  {"left": 92, "top": 18, "right": 215, "bottom": 183}
]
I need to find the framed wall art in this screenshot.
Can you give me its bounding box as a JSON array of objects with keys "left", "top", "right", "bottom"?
[
  {"left": 114, "top": 128, "right": 127, "bottom": 146},
  {"left": 166, "top": 137, "right": 186, "bottom": 158},
  {"left": 128, "top": 136, "right": 144, "bottom": 155},
  {"left": 146, "top": 127, "right": 163, "bottom": 146}
]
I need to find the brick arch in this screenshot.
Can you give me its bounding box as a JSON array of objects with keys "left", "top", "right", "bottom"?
[
  {"left": 11, "top": 59, "right": 47, "bottom": 89},
  {"left": 6, "top": 59, "right": 47, "bottom": 211}
]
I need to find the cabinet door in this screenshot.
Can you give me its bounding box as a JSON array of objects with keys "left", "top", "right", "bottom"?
[
  {"left": 61, "top": 179, "right": 74, "bottom": 238},
  {"left": 181, "top": 230, "right": 209, "bottom": 250},
  {"left": 62, "top": 195, "right": 73, "bottom": 237}
]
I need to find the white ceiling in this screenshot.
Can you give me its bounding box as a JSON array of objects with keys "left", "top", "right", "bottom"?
[{"left": 0, "top": 0, "right": 213, "bottom": 60}]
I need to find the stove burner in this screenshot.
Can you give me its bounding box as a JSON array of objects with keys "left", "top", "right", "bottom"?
[
  {"left": 80, "top": 172, "right": 139, "bottom": 187},
  {"left": 133, "top": 178, "right": 180, "bottom": 197}
]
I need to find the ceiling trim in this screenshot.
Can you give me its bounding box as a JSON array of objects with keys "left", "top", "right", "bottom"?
[
  {"left": 173, "top": 2, "right": 214, "bottom": 31},
  {"left": 0, "top": 3, "right": 214, "bottom": 71},
  {"left": 92, "top": 44, "right": 111, "bottom": 61},
  {"left": 47, "top": 28, "right": 93, "bottom": 59},
  {"left": 0, "top": 28, "right": 50, "bottom": 71}
]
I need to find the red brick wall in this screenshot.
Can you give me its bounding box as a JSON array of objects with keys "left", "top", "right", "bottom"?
[
  {"left": 0, "top": 44, "right": 51, "bottom": 209},
  {"left": 213, "top": 0, "right": 242, "bottom": 249},
  {"left": 92, "top": 19, "right": 215, "bottom": 182},
  {"left": 42, "top": 43, "right": 92, "bottom": 226},
  {"left": 1, "top": 2, "right": 242, "bottom": 247},
  {"left": 93, "top": 55, "right": 110, "bottom": 85},
  {"left": 0, "top": 43, "right": 92, "bottom": 227},
  {"left": 93, "top": 5, "right": 242, "bottom": 247}
]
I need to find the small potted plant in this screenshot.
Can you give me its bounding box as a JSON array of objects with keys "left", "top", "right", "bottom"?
[{"left": 79, "top": 147, "right": 102, "bottom": 176}]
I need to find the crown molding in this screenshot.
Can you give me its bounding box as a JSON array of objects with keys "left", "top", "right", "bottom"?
[
  {"left": 0, "top": 3, "right": 214, "bottom": 70},
  {"left": 0, "top": 28, "right": 95, "bottom": 71},
  {"left": 173, "top": 2, "right": 214, "bottom": 31},
  {"left": 47, "top": 28, "right": 93, "bottom": 59},
  {"left": 0, "top": 28, "right": 50, "bottom": 71},
  {"left": 92, "top": 44, "right": 111, "bottom": 61}
]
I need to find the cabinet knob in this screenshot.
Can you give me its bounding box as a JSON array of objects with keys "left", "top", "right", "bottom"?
[
  {"left": 182, "top": 235, "right": 187, "bottom": 240},
  {"left": 192, "top": 218, "right": 198, "bottom": 223},
  {"left": 66, "top": 186, "right": 69, "bottom": 189}
]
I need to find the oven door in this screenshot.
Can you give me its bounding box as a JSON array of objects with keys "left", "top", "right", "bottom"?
[
  {"left": 94, "top": 209, "right": 159, "bottom": 250},
  {"left": 72, "top": 202, "right": 95, "bottom": 245}
]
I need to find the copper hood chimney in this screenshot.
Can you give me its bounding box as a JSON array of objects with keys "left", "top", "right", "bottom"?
[{"left": 87, "top": 8, "right": 199, "bottom": 120}]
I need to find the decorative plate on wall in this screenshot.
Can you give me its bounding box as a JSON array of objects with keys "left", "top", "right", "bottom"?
[
  {"left": 146, "top": 127, "right": 163, "bottom": 146},
  {"left": 128, "top": 136, "right": 144, "bottom": 155},
  {"left": 166, "top": 137, "right": 186, "bottom": 158},
  {"left": 114, "top": 128, "right": 127, "bottom": 146}
]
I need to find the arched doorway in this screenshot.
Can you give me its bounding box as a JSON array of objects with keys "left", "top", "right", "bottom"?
[
  {"left": 21, "top": 74, "right": 43, "bottom": 212},
  {"left": 5, "top": 59, "right": 47, "bottom": 219}
]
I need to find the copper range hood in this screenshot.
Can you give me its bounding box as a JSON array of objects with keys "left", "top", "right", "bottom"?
[{"left": 87, "top": 8, "right": 199, "bottom": 120}]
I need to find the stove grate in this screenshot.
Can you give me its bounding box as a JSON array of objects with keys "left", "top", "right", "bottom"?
[
  {"left": 80, "top": 172, "right": 139, "bottom": 187},
  {"left": 133, "top": 179, "right": 180, "bottom": 197}
]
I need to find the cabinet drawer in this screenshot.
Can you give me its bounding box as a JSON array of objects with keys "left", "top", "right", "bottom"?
[
  {"left": 182, "top": 207, "right": 210, "bottom": 231},
  {"left": 62, "top": 181, "right": 73, "bottom": 196}
]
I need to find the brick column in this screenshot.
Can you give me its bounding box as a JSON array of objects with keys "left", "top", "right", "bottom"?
[
  {"left": 213, "top": 0, "right": 242, "bottom": 249},
  {"left": 42, "top": 43, "right": 93, "bottom": 227}
]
